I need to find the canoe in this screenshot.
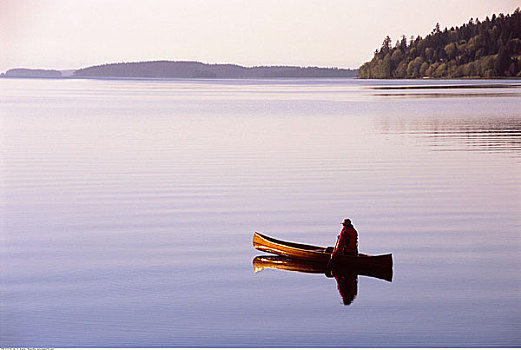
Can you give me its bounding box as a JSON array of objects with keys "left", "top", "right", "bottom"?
[
  {"left": 253, "top": 255, "right": 393, "bottom": 282},
  {"left": 253, "top": 232, "right": 393, "bottom": 269}
]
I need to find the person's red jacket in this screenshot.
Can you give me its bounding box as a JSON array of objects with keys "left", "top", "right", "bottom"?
[{"left": 332, "top": 225, "right": 358, "bottom": 256}]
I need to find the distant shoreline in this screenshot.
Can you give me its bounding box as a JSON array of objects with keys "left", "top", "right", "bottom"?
[{"left": 1, "top": 61, "right": 358, "bottom": 79}]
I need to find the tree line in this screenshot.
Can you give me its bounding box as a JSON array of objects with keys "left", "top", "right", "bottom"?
[
  {"left": 74, "top": 61, "right": 358, "bottom": 78},
  {"left": 4, "top": 68, "right": 62, "bottom": 78},
  {"left": 359, "top": 8, "right": 521, "bottom": 78}
]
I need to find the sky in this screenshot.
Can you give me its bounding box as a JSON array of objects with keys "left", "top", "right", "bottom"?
[{"left": 0, "top": 0, "right": 519, "bottom": 72}]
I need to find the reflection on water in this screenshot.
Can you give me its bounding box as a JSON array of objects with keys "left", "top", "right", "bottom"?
[
  {"left": 370, "top": 83, "right": 521, "bottom": 89},
  {"left": 367, "top": 80, "right": 521, "bottom": 154},
  {"left": 368, "top": 81, "right": 521, "bottom": 99},
  {"left": 253, "top": 256, "right": 392, "bottom": 306},
  {"left": 372, "top": 92, "right": 521, "bottom": 98},
  {"left": 1, "top": 78, "right": 520, "bottom": 347},
  {"left": 377, "top": 115, "right": 521, "bottom": 154}
]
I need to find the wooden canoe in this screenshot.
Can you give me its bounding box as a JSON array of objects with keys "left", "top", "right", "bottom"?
[
  {"left": 253, "top": 255, "right": 393, "bottom": 282},
  {"left": 253, "top": 232, "right": 393, "bottom": 269}
]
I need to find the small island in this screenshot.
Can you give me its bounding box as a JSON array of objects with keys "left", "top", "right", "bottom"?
[
  {"left": 5, "top": 68, "right": 62, "bottom": 78},
  {"left": 359, "top": 8, "right": 521, "bottom": 78}
]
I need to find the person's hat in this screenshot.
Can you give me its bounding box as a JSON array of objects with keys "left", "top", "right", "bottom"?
[{"left": 341, "top": 218, "right": 351, "bottom": 225}]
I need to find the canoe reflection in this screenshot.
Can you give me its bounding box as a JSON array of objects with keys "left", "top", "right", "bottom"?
[{"left": 253, "top": 255, "right": 392, "bottom": 306}]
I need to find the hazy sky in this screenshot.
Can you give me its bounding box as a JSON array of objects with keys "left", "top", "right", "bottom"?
[{"left": 1, "top": 0, "right": 519, "bottom": 72}]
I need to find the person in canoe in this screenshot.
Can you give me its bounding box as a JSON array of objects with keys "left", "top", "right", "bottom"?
[{"left": 331, "top": 218, "right": 358, "bottom": 258}]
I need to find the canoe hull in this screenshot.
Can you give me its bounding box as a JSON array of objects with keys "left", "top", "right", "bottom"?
[{"left": 253, "top": 232, "right": 393, "bottom": 269}]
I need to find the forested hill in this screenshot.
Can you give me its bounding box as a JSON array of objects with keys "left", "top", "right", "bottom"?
[
  {"left": 74, "top": 61, "right": 357, "bottom": 78},
  {"left": 4, "top": 68, "right": 62, "bottom": 78},
  {"left": 359, "top": 8, "right": 521, "bottom": 79}
]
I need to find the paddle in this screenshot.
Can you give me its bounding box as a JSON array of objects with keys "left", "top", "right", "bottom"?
[{"left": 326, "top": 247, "right": 336, "bottom": 270}]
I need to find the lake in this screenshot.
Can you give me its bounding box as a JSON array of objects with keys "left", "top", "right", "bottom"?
[{"left": 1, "top": 77, "right": 520, "bottom": 347}]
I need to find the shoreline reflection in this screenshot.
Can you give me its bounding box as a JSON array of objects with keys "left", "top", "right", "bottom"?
[{"left": 253, "top": 256, "right": 392, "bottom": 306}]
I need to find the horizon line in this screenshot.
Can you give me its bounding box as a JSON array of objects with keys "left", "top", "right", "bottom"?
[{"left": 3, "top": 59, "right": 361, "bottom": 74}]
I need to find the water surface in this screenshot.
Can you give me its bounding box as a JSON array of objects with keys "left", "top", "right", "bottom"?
[{"left": 1, "top": 78, "right": 520, "bottom": 347}]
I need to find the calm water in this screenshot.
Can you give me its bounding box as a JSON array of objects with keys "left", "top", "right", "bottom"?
[{"left": 1, "top": 77, "right": 520, "bottom": 347}]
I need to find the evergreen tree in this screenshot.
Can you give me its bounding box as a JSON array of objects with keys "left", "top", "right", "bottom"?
[{"left": 359, "top": 8, "right": 521, "bottom": 78}]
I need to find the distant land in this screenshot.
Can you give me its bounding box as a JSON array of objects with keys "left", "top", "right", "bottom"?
[
  {"left": 359, "top": 8, "right": 521, "bottom": 78},
  {"left": 3, "top": 68, "right": 62, "bottom": 78},
  {"left": 73, "top": 61, "right": 358, "bottom": 78},
  {"left": 0, "top": 62, "right": 357, "bottom": 79}
]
